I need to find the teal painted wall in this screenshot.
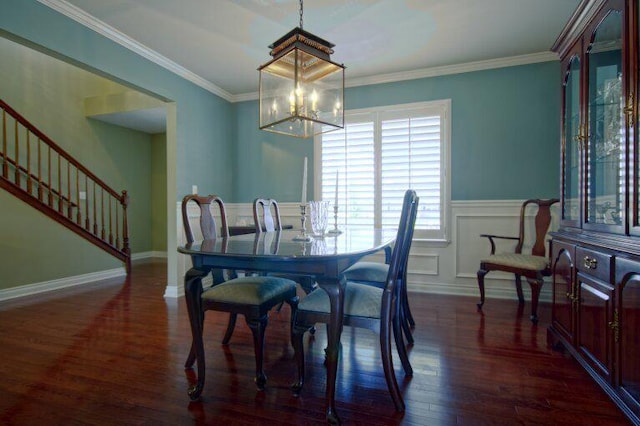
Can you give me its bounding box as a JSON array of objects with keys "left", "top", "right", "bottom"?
[
  {"left": 0, "top": 0, "right": 561, "bottom": 290},
  {"left": 233, "top": 101, "right": 314, "bottom": 203},
  {"left": 233, "top": 61, "right": 561, "bottom": 201}
]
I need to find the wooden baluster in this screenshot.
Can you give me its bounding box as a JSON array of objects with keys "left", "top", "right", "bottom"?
[
  {"left": 109, "top": 196, "right": 114, "bottom": 245},
  {"left": 121, "top": 190, "right": 130, "bottom": 274},
  {"left": 2, "top": 109, "right": 7, "bottom": 178},
  {"left": 85, "top": 175, "right": 90, "bottom": 231},
  {"left": 48, "top": 146, "right": 52, "bottom": 207},
  {"left": 67, "top": 161, "right": 72, "bottom": 219},
  {"left": 57, "top": 154, "right": 62, "bottom": 214},
  {"left": 93, "top": 181, "right": 97, "bottom": 235},
  {"left": 14, "top": 119, "right": 19, "bottom": 186},
  {"left": 116, "top": 203, "right": 120, "bottom": 249},
  {"left": 101, "top": 187, "right": 106, "bottom": 240},
  {"left": 76, "top": 170, "right": 81, "bottom": 225},
  {"left": 26, "top": 130, "right": 32, "bottom": 194},
  {"left": 37, "top": 138, "right": 43, "bottom": 201}
]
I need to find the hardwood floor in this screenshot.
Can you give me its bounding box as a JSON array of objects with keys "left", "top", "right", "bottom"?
[{"left": 0, "top": 259, "right": 631, "bottom": 425}]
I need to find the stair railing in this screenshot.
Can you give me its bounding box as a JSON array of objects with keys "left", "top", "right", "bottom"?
[{"left": 0, "top": 99, "right": 131, "bottom": 273}]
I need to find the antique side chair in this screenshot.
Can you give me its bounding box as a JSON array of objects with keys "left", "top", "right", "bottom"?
[
  {"left": 290, "top": 189, "right": 419, "bottom": 412},
  {"left": 181, "top": 194, "right": 299, "bottom": 396},
  {"left": 476, "top": 198, "right": 559, "bottom": 323}
]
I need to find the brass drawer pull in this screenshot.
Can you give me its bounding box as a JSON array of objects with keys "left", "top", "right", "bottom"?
[{"left": 583, "top": 256, "right": 598, "bottom": 269}]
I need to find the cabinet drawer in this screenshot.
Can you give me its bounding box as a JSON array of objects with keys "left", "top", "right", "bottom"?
[{"left": 576, "top": 247, "right": 613, "bottom": 282}]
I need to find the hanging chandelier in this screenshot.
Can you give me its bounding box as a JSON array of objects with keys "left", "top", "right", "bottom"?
[{"left": 258, "top": 0, "right": 345, "bottom": 138}]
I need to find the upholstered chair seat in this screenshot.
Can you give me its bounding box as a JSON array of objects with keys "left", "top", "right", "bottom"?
[
  {"left": 297, "top": 282, "right": 384, "bottom": 319},
  {"left": 343, "top": 262, "right": 389, "bottom": 286},
  {"left": 201, "top": 276, "right": 297, "bottom": 306},
  {"left": 480, "top": 254, "right": 549, "bottom": 271}
]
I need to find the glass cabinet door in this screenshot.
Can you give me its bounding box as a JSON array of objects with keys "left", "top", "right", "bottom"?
[
  {"left": 585, "top": 8, "right": 624, "bottom": 231},
  {"left": 633, "top": 0, "right": 640, "bottom": 235},
  {"left": 563, "top": 54, "right": 582, "bottom": 225}
]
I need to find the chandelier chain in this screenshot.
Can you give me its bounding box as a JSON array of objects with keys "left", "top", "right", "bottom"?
[{"left": 299, "top": 0, "right": 303, "bottom": 29}]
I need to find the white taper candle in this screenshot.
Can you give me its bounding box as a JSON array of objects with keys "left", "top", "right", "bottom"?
[
  {"left": 334, "top": 170, "right": 339, "bottom": 208},
  {"left": 301, "top": 157, "right": 308, "bottom": 204}
]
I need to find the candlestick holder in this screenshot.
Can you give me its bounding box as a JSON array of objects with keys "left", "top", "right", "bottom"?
[
  {"left": 293, "top": 203, "right": 312, "bottom": 241},
  {"left": 327, "top": 204, "right": 342, "bottom": 235}
]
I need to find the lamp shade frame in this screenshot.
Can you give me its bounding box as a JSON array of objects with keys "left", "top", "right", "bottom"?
[{"left": 258, "top": 27, "right": 345, "bottom": 139}]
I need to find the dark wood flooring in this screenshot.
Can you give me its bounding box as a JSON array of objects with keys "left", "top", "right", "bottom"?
[{"left": 0, "top": 259, "right": 631, "bottom": 425}]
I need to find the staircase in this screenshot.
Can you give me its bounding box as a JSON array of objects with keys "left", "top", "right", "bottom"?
[{"left": 0, "top": 99, "right": 131, "bottom": 273}]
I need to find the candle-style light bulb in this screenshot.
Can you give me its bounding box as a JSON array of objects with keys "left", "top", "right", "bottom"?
[
  {"left": 311, "top": 90, "right": 318, "bottom": 112},
  {"left": 289, "top": 91, "right": 295, "bottom": 114}
]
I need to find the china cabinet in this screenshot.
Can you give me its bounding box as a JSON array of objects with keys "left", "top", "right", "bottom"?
[{"left": 548, "top": 0, "right": 640, "bottom": 423}]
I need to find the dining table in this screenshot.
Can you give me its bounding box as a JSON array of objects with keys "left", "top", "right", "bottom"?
[{"left": 178, "top": 227, "right": 395, "bottom": 424}]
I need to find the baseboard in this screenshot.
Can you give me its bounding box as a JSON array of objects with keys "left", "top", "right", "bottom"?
[
  {"left": 163, "top": 274, "right": 211, "bottom": 299},
  {"left": 132, "top": 251, "right": 167, "bottom": 260},
  {"left": 0, "top": 267, "right": 127, "bottom": 302},
  {"left": 408, "top": 280, "right": 553, "bottom": 303}
]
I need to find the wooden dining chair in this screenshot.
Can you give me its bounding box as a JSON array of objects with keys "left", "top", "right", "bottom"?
[
  {"left": 477, "top": 198, "right": 559, "bottom": 323},
  {"left": 253, "top": 198, "right": 283, "bottom": 233},
  {"left": 290, "top": 189, "right": 419, "bottom": 412},
  {"left": 342, "top": 197, "right": 416, "bottom": 345},
  {"left": 181, "top": 194, "right": 299, "bottom": 396},
  {"left": 253, "top": 197, "right": 318, "bottom": 296}
]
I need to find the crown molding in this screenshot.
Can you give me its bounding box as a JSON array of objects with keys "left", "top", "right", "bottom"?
[
  {"left": 345, "top": 51, "right": 559, "bottom": 88},
  {"left": 230, "top": 51, "right": 559, "bottom": 102},
  {"left": 38, "top": 0, "right": 559, "bottom": 105},
  {"left": 37, "top": 0, "right": 234, "bottom": 102}
]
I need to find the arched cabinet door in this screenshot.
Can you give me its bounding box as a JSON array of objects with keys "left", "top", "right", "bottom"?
[
  {"left": 551, "top": 240, "right": 576, "bottom": 346},
  {"left": 615, "top": 257, "right": 640, "bottom": 418}
]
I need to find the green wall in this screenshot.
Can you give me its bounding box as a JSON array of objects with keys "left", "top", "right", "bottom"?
[
  {"left": 0, "top": 0, "right": 234, "bottom": 289},
  {"left": 0, "top": 36, "right": 155, "bottom": 288},
  {"left": 233, "top": 61, "right": 561, "bottom": 202}
]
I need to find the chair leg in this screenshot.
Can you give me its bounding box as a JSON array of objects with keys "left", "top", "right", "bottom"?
[
  {"left": 402, "top": 284, "right": 415, "bottom": 329},
  {"left": 184, "top": 269, "right": 207, "bottom": 400},
  {"left": 397, "top": 289, "right": 414, "bottom": 345},
  {"left": 185, "top": 306, "right": 205, "bottom": 368},
  {"left": 515, "top": 274, "right": 525, "bottom": 304},
  {"left": 381, "top": 309, "right": 405, "bottom": 412},
  {"left": 477, "top": 267, "right": 488, "bottom": 310},
  {"left": 527, "top": 278, "right": 543, "bottom": 324},
  {"left": 393, "top": 308, "right": 413, "bottom": 377},
  {"left": 245, "top": 314, "right": 268, "bottom": 391},
  {"left": 221, "top": 313, "right": 237, "bottom": 345},
  {"left": 400, "top": 271, "right": 415, "bottom": 329},
  {"left": 291, "top": 322, "right": 308, "bottom": 396}
]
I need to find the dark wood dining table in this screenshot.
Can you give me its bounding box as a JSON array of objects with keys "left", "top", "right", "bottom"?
[{"left": 178, "top": 228, "right": 395, "bottom": 424}]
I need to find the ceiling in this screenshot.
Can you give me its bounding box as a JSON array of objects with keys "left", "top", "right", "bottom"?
[{"left": 54, "top": 0, "right": 581, "bottom": 101}]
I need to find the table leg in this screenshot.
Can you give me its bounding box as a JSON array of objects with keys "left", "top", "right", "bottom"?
[
  {"left": 317, "top": 275, "right": 347, "bottom": 425},
  {"left": 184, "top": 268, "right": 206, "bottom": 400}
]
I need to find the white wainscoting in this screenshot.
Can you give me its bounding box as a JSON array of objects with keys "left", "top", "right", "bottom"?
[{"left": 171, "top": 199, "right": 559, "bottom": 303}]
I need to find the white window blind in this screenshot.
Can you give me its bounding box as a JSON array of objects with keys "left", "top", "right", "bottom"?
[{"left": 315, "top": 100, "right": 450, "bottom": 241}]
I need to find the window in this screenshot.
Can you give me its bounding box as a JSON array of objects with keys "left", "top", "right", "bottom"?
[{"left": 314, "top": 100, "right": 450, "bottom": 242}]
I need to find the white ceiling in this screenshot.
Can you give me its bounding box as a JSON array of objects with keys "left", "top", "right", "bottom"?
[{"left": 54, "top": 0, "right": 581, "bottom": 100}]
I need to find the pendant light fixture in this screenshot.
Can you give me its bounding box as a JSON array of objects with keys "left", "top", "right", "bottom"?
[{"left": 258, "top": 0, "right": 345, "bottom": 138}]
